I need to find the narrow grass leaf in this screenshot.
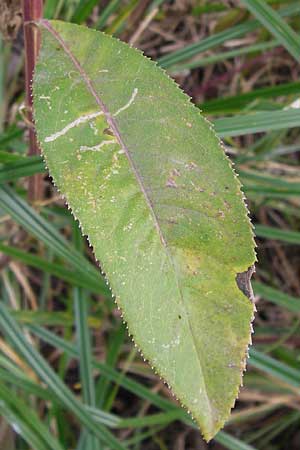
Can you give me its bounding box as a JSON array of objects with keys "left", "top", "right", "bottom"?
[
  {"left": 95, "top": 0, "right": 123, "bottom": 29},
  {"left": 0, "top": 185, "right": 104, "bottom": 289},
  {"left": 29, "top": 324, "right": 182, "bottom": 413},
  {"left": 27, "top": 324, "right": 256, "bottom": 449},
  {"left": 0, "top": 365, "right": 52, "bottom": 401},
  {"left": 0, "top": 242, "right": 108, "bottom": 294},
  {"left": 96, "top": 323, "right": 126, "bottom": 409},
  {"left": 249, "top": 348, "right": 300, "bottom": 389},
  {"left": 73, "top": 224, "right": 100, "bottom": 450},
  {"left": 10, "top": 308, "right": 101, "bottom": 327},
  {"left": 0, "top": 150, "right": 27, "bottom": 163},
  {"left": 171, "top": 40, "right": 279, "bottom": 74},
  {"left": 240, "top": 0, "right": 300, "bottom": 61},
  {"left": 214, "top": 431, "right": 257, "bottom": 450},
  {"left": 0, "top": 156, "right": 44, "bottom": 183},
  {"left": 72, "top": 0, "right": 100, "bottom": 23},
  {"left": 214, "top": 108, "right": 300, "bottom": 137},
  {"left": 0, "top": 303, "right": 126, "bottom": 450},
  {"left": 0, "top": 381, "right": 64, "bottom": 450},
  {"left": 255, "top": 225, "right": 300, "bottom": 244},
  {"left": 252, "top": 281, "right": 300, "bottom": 313},
  {"left": 201, "top": 81, "right": 300, "bottom": 115},
  {"left": 157, "top": 3, "right": 300, "bottom": 68}
]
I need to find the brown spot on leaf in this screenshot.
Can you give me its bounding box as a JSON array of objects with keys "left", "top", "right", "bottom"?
[
  {"left": 228, "top": 363, "right": 237, "bottom": 369},
  {"left": 166, "top": 178, "right": 177, "bottom": 188},
  {"left": 236, "top": 265, "right": 255, "bottom": 302},
  {"left": 167, "top": 218, "right": 178, "bottom": 225},
  {"left": 185, "top": 161, "right": 197, "bottom": 170},
  {"left": 104, "top": 127, "right": 114, "bottom": 136},
  {"left": 171, "top": 168, "right": 181, "bottom": 177}
]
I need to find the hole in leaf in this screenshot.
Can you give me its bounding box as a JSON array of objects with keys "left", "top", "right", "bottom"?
[
  {"left": 236, "top": 265, "right": 255, "bottom": 302},
  {"left": 104, "top": 127, "right": 113, "bottom": 136}
]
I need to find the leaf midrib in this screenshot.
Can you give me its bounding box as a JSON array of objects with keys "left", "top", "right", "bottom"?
[{"left": 40, "top": 19, "right": 214, "bottom": 427}]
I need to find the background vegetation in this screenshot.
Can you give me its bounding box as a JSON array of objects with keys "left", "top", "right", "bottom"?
[{"left": 0, "top": 0, "right": 300, "bottom": 449}]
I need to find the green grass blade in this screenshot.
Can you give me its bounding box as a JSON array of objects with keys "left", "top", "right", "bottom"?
[
  {"left": 255, "top": 225, "right": 300, "bottom": 244},
  {"left": 0, "top": 126, "right": 23, "bottom": 148},
  {"left": 44, "top": 0, "right": 60, "bottom": 19},
  {"left": 96, "top": 323, "right": 126, "bottom": 409},
  {"left": 158, "top": 20, "right": 260, "bottom": 68},
  {"left": 105, "top": 409, "right": 183, "bottom": 429},
  {"left": 28, "top": 324, "right": 183, "bottom": 413},
  {"left": 241, "top": 0, "right": 300, "bottom": 60},
  {"left": 249, "top": 348, "right": 300, "bottom": 389},
  {"left": 32, "top": 326, "right": 299, "bottom": 445},
  {"left": 0, "top": 364, "right": 52, "bottom": 401},
  {"left": 95, "top": 0, "right": 123, "bottom": 29},
  {"left": 0, "top": 381, "right": 64, "bottom": 450},
  {"left": 253, "top": 281, "right": 300, "bottom": 313},
  {"left": 0, "top": 303, "right": 126, "bottom": 450},
  {"left": 214, "top": 431, "right": 257, "bottom": 450},
  {"left": 27, "top": 324, "right": 256, "bottom": 449},
  {"left": 72, "top": 0, "right": 100, "bottom": 24},
  {"left": 250, "top": 411, "right": 300, "bottom": 447},
  {"left": 201, "top": 81, "right": 300, "bottom": 115},
  {"left": 73, "top": 225, "right": 100, "bottom": 450},
  {"left": 89, "top": 407, "right": 256, "bottom": 450},
  {"left": 239, "top": 170, "right": 300, "bottom": 190},
  {"left": 0, "top": 156, "right": 44, "bottom": 183},
  {"left": 0, "top": 150, "right": 26, "bottom": 163},
  {"left": 0, "top": 185, "right": 103, "bottom": 289},
  {"left": 0, "top": 242, "right": 108, "bottom": 294},
  {"left": 9, "top": 308, "right": 101, "bottom": 327},
  {"left": 0, "top": 360, "right": 259, "bottom": 450},
  {"left": 171, "top": 40, "right": 279, "bottom": 73},
  {"left": 157, "top": 3, "right": 300, "bottom": 68},
  {"left": 239, "top": 169, "right": 300, "bottom": 198},
  {"left": 214, "top": 108, "right": 300, "bottom": 137}
]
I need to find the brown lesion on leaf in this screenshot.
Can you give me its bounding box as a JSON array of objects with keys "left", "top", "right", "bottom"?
[
  {"left": 166, "top": 178, "right": 178, "bottom": 188},
  {"left": 185, "top": 161, "right": 198, "bottom": 170},
  {"left": 223, "top": 200, "right": 230, "bottom": 209},
  {"left": 236, "top": 265, "right": 255, "bottom": 302},
  {"left": 104, "top": 127, "right": 114, "bottom": 136},
  {"left": 167, "top": 217, "right": 178, "bottom": 225},
  {"left": 183, "top": 249, "right": 201, "bottom": 276},
  {"left": 171, "top": 168, "right": 181, "bottom": 177},
  {"left": 166, "top": 168, "right": 181, "bottom": 188},
  {"left": 191, "top": 181, "right": 205, "bottom": 192}
]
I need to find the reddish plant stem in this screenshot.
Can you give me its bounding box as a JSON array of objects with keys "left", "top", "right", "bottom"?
[{"left": 22, "top": 0, "right": 43, "bottom": 202}]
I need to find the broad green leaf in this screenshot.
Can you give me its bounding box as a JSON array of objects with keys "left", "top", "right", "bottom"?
[{"left": 33, "top": 19, "right": 256, "bottom": 440}]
